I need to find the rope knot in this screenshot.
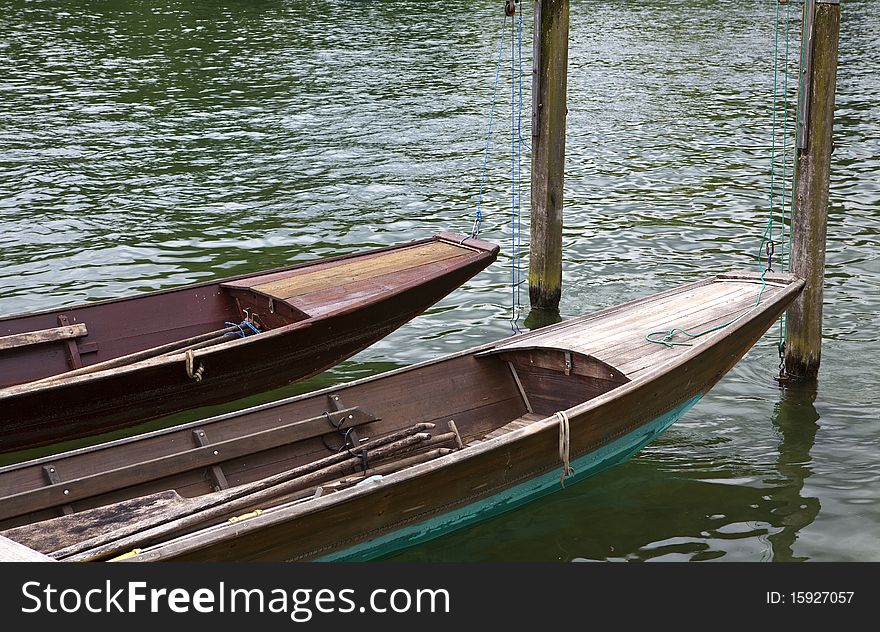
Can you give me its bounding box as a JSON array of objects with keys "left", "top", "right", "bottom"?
[{"left": 185, "top": 349, "right": 204, "bottom": 382}]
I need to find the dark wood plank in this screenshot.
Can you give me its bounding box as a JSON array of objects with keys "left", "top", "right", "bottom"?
[{"left": 2, "top": 490, "right": 186, "bottom": 554}]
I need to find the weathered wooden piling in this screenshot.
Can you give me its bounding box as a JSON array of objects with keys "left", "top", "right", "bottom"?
[
  {"left": 784, "top": 0, "right": 840, "bottom": 381},
  {"left": 528, "top": 0, "right": 569, "bottom": 312}
]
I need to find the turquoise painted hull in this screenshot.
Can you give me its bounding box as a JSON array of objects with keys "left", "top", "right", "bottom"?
[{"left": 319, "top": 394, "right": 703, "bottom": 561}]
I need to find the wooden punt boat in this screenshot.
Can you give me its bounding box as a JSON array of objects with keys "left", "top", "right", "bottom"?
[
  {"left": 0, "top": 271, "right": 803, "bottom": 562},
  {"left": 0, "top": 232, "right": 498, "bottom": 453}
]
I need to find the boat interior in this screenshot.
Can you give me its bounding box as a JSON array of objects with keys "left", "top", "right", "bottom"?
[
  {"left": 0, "top": 273, "right": 791, "bottom": 559},
  {"left": 0, "top": 237, "right": 482, "bottom": 388},
  {"left": 0, "top": 344, "right": 629, "bottom": 555}
]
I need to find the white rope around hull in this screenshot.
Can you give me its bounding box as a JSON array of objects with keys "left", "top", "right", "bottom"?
[{"left": 555, "top": 410, "right": 575, "bottom": 486}]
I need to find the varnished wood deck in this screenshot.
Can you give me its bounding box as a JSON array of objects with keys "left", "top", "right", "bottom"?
[
  {"left": 222, "top": 239, "right": 477, "bottom": 317},
  {"left": 495, "top": 272, "right": 793, "bottom": 378}
]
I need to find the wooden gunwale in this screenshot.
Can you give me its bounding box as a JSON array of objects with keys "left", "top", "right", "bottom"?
[{"left": 0, "top": 407, "right": 378, "bottom": 521}]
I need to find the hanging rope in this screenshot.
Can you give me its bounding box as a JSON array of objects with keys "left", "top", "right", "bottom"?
[
  {"left": 470, "top": 14, "right": 509, "bottom": 239},
  {"left": 469, "top": 3, "right": 528, "bottom": 332},
  {"left": 185, "top": 348, "right": 204, "bottom": 382},
  {"left": 647, "top": 1, "right": 802, "bottom": 351},
  {"left": 775, "top": 0, "right": 796, "bottom": 373},
  {"left": 509, "top": 3, "right": 526, "bottom": 332}
]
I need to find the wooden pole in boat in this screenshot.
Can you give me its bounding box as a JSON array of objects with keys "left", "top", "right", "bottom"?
[
  {"left": 783, "top": 0, "right": 840, "bottom": 382},
  {"left": 528, "top": 0, "right": 569, "bottom": 313}
]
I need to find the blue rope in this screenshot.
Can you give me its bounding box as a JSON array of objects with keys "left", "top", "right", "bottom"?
[
  {"left": 471, "top": 5, "right": 529, "bottom": 333},
  {"left": 471, "top": 15, "right": 509, "bottom": 238},
  {"left": 241, "top": 320, "right": 262, "bottom": 335},
  {"left": 223, "top": 320, "right": 262, "bottom": 338},
  {"left": 646, "top": 2, "right": 798, "bottom": 351},
  {"left": 510, "top": 7, "right": 526, "bottom": 333},
  {"left": 224, "top": 322, "right": 247, "bottom": 338}
]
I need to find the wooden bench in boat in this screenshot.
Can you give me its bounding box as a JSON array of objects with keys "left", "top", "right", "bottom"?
[
  {"left": 477, "top": 346, "right": 631, "bottom": 416},
  {"left": 0, "top": 405, "right": 380, "bottom": 523}
]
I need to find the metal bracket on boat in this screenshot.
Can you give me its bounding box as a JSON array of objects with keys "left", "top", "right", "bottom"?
[
  {"left": 322, "top": 395, "right": 370, "bottom": 455},
  {"left": 564, "top": 351, "right": 572, "bottom": 376},
  {"left": 41, "top": 464, "right": 74, "bottom": 516},
  {"left": 192, "top": 429, "right": 230, "bottom": 491},
  {"left": 56, "top": 314, "right": 84, "bottom": 370},
  {"left": 327, "top": 393, "right": 347, "bottom": 413}
]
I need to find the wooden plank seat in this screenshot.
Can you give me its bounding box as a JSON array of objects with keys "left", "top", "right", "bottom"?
[
  {"left": 0, "top": 324, "right": 87, "bottom": 352},
  {"left": 0, "top": 406, "right": 379, "bottom": 522}
]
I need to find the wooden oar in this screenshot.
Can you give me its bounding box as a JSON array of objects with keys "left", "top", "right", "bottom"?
[
  {"left": 1, "top": 446, "right": 456, "bottom": 556},
  {"left": 55, "top": 424, "right": 436, "bottom": 561},
  {"left": 65, "top": 432, "right": 432, "bottom": 562}
]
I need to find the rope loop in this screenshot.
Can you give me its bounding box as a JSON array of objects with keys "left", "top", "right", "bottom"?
[
  {"left": 185, "top": 348, "right": 204, "bottom": 382},
  {"left": 555, "top": 410, "right": 575, "bottom": 486}
]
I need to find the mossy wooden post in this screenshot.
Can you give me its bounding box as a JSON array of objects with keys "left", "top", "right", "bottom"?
[
  {"left": 784, "top": 0, "right": 840, "bottom": 381},
  {"left": 528, "top": 0, "right": 569, "bottom": 312}
]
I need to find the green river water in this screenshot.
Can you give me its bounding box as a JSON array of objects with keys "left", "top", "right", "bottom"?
[{"left": 0, "top": 0, "right": 877, "bottom": 561}]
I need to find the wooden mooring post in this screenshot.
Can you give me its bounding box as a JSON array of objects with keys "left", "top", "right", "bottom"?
[
  {"left": 783, "top": 0, "right": 841, "bottom": 382},
  {"left": 528, "top": 0, "right": 569, "bottom": 315}
]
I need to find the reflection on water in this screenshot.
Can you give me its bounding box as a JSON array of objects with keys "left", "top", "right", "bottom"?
[
  {"left": 766, "top": 382, "right": 820, "bottom": 561},
  {"left": 387, "top": 381, "right": 823, "bottom": 562},
  {"left": 523, "top": 307, "right": 563, "bottom": 330},
  {"left": 0, "top": 0, "right": 878, "bottom": 560}
]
